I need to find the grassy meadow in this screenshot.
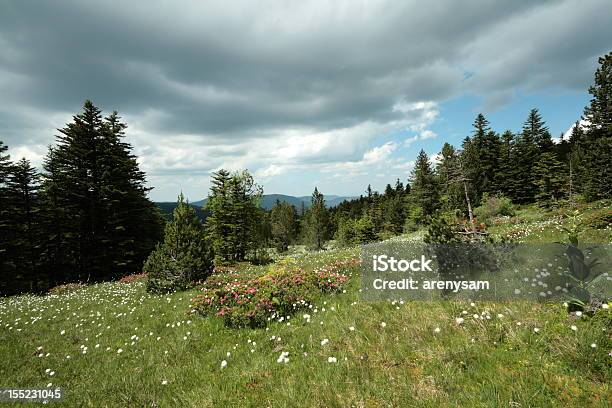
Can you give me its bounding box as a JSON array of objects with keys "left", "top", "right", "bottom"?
[{"left": 0, "top": 202, "right": 610, "bottom": 407}]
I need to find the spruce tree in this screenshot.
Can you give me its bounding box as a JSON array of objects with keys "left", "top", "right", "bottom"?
[
  {"left": 5, "top": 159, "right": 42, "bottom": 293},
  {"left": 270, "top": 201, "right": 297, "bottom": 252},
  {"left": 513, "top": 109, "right": 551, "bottom": 203},
  {"left": 145, "top": 194, "right": 213, "bottom": 293},
  {"left": 577, "top": 52, "right": 612, "bottom": 201},
  {"left": 303, "top": 187, "right": 329, "bottom": 250},
  {"left": 205, "top": 169, "right": 262, "bottom": 263},
  {"left": 39, "top": 100, "right": 163, "bottom": 284},
  {"left": 533, "top": 152, "right": 567, "bottom": 204},
  {"left": 409, "top": 149, "right": 440, "bottom": 221},
  {"left": 0, "top": 141, "right": 14, "bottom": 293}
]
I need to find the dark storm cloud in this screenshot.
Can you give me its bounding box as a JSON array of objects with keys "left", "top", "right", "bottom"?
[{"left": 0, "top": 0, "right": 610, "bottom": 183}]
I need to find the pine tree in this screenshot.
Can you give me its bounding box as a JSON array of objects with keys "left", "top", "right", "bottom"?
[
  {"left": 513, "top": 109, "right": 551, "bottom": 203},
  {"left": 5, "top": 159, "right": 42, "bottom": 293},
  {"left": 577, "top": 52, "right": 612, "bottom": 201},
  {"left": 205, "top": 169, "right": 262, "bottom": 263},
  {"left": 303, "top": 187, "right": 329, "bottom": 250},
  {"left": 270, "top": 201, "right": 297, "bottom": 252},
  {"left": 496, "top": 130, "right": 517, "bottom": 198},
  {"left": 409, "top": 149, "right": 440, "bottom": 220},
  {"left": 533, "top": 152, "right": 567, "bottom": 204},
  {"left": 436, "top": 142, "right": 464, "bottom": 211},
  {"left": 145, "top": 194, "right": 213, "bottom": 293},
  {"left": 39, "top": 101, "right": 163, "bottom": 284},
  {"left": 0, "top": 141, "right": 14, "bottom": 293}
]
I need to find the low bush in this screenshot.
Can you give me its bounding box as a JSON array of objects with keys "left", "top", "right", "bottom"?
[
  {"left": 118, "top": 273, "right": 148, "bottom": 284},
  {"left": 474, "top": 194, "right": 516, "bottom": 223},
  {"left": 581, "top": 207, "right": 612, "bottom": 229},
  {"left": 48, "top": 283, "right": 86, "bottom": 295},
  {"left": 191, "top": 259, "right": 356, "bottom": 328}
]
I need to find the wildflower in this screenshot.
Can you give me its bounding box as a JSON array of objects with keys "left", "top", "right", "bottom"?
[
  {"left": 321, "top": 338, "right": 329, "bottom": 346},
  {"left": 349, "top": 326, "right": 355, "bottom": 331},
  {"left": 533, "top": 328, "right": 540, "bottom": 333},
  {"left": 162, "top": 380, "right": 168, "bottom": 385},
  {"left": 327, "top": 356, "right": 337, "bottom": 363},
  {"left": 591, "top": 343, "right": 597, "bottom": 348},
  {"left": 455, "top": 317, "right": 464, "bottom": 325},
  {"left": 221, "top": 360, "right": 227, "bottom": 369},
  {"left": 570, "top": 325, "right": 577, "bottom": 331},
  {"left": 602, "top": 303, "right": 609, "bottom": 310},
  {"left": 117, "top": 348, "right": 123, "bottom": 354},
  {"left": 276, "top": 351, "right": 289, "bottom": 364},
  {"left": 380, "top": 322, "right": 387, "bottom": 328},
  {"left": 434, "top": 327, "right": 441, "bottom": 333}
]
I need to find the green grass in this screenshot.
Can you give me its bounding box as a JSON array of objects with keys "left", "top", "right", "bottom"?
[{"left": 0, "top": 203, "right": 611, "bottom": 407}]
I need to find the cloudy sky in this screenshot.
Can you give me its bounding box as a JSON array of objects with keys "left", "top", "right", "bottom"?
[{"left": 1, "top": 0, "right": 610, "bottom": 201}]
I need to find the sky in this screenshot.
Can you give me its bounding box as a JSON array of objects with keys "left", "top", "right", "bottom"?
[{"left": 0, "top": 0, "right": 610, "bottom": 201}]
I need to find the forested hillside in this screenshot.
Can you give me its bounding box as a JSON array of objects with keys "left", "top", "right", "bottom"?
[{"left": 0, "top": 53, "right": 610, "bottom": 296}]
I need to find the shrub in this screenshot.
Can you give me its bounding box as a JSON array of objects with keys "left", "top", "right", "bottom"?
[
  {"left": 191, "top": 259, "right": 356, "bottom": 327},
  {"left": 145, "top": 194, "right": 213, "bottom": 294},
  {"left": 48, "top": 283, "right": 86, "bottom": 295},
  {"left": 118, "top": 273, "right": 147, "bottom": 284},
  {"left": 581, "top": 207, "right": 612, "bottom": 229},
  {"left": 474, "top": 194, "right": 515, "bottom": 223}
]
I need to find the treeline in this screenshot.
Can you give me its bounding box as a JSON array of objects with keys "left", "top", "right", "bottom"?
[
  {"left": 0, "top": 102, "right": 164, "bottom": 295},
  {"left": 326, "top": 53, "right": 611, "bottom": 243}
]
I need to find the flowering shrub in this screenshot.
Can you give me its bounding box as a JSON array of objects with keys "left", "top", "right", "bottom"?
[
  {"left": 48, "top": 283, "right": 86, "bottom": 295},
  {"left": 118, "top": 273, "right": 148, "bottom": 284},
  {"left": 191, "top": 259, "right": 356, "bottom": 327}
]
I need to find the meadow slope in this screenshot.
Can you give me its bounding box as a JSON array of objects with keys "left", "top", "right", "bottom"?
[{"left": 0, "top": 202, "right": 610, "bottom": 407}]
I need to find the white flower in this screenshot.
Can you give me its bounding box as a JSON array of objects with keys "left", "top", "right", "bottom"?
[
  {"left": 221, "top": 360, "right": 227, "bottom": 369},
  {"left": 349, "top": 326, "right": 355, "bottom": 331},
  {"left": 602, "top": 303, "right": 609, "bottom": 310},
  {"left": 162, "top": 380, "right": 168, "bottom": 385},
  {"left": 575, "top": 311, "right": 583, "bottom": 317},
  {"left": 455, "top": 317, "right": 464, "bottom": 325},
  {"left": 320, "top": 338, "right": 329, "bottom": 346},
  {"left": 47, "top": 383, "right": 52, "bottom": 388},
  {"left": 533, "top": 328, "right": 540, "bottom": 333},
  {"left": 570, "top": 325, "right": 577, "bottom": 331},
  {"left": 60, "top": 330, "right": 65, "bottom": 335},
  {"left": 434, "top": 327, "right": 441, "bottom": 333},
  {"left": 276, "top": 351, "right": 289, "bottom": 364},
  {"left": 380, "top": 322, "right": 387, "bottom": 328},
  {"left": 117, "top": 348, "right": 123, "bottom": 354},
  {"left": 327, "top": 356, "right": 337, "bottom": 363}
]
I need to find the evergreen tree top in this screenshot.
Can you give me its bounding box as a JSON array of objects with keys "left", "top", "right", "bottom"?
[{"left": 584, "top": 52, "right": 612, "bottom": 133}]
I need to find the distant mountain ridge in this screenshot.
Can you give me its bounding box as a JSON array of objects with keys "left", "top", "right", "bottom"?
[
  {"left": 189, "top": 194, "right": 356, "bottom": 210},
  {"left": 157, "top": 193, "right": 357, "bottom": 220}
]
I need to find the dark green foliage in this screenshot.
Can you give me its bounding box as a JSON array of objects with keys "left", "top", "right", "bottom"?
[
  {"left": 0, "top": 140, "right": 12, "bottom": 291},
  {"left": 302, "top": 188, "right": 329, "bottom": 250},
  {"left": 533, "top": 152, "right": 568, "bottom": 204},
  {"left": 270, "top": 201, "right": 297, "bottom": 252},
  {"left": 473, "top": 193, "right": 516, "bottom": 224},
  {"left": 335, "top": 214, "right": 376, "bottom": 246},
  {"left": 145, "top": 194, "right": 213, "bottom": 293},
  {"left": 205, "top": 169, "right": 263, "bottom": 264},
  {"left": 4, "top": 159, "right": 43, "bottom": 293},
  {"left": 409, "top": 149, "right": 440, "bottom": 220},
  {"left": 37, "top": 101, "right": 164, "bottom": 285},
  {"left": 573, "top": 53, "right": 612, "bottom": 201}
]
